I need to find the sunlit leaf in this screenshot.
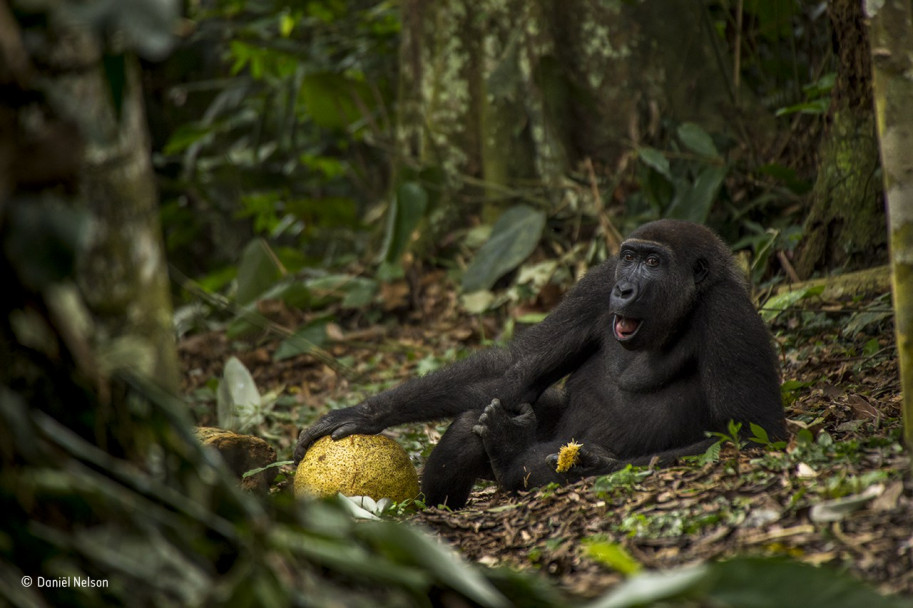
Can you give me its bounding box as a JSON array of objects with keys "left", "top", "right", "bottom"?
[
  {"left": 217, "top": 357, "right": 262, "bottom": 431},
  {"left": 583, "top": 541, "right": 642, "bottom": 576},
  {"left": 759, "top": 285, "right": 825, "bottom": 322}
]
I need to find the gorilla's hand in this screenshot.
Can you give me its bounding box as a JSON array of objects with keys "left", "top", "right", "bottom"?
[
  {"left": 293, "top": 404, "right": 382, "bottom": 463},
  {"left": 545, "top": 444, "right": 619, "bottom": 475}
]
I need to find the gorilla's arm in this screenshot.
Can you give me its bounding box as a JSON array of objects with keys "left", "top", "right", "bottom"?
[
  {"left": 294, "top": 262, "right": 616, "bottom": 462},
  {"left": 696, "top": 282, "right": 787, "bottom": 442},
  {"left": 489, "top": 434, "right": 719, "bottom": 492}
]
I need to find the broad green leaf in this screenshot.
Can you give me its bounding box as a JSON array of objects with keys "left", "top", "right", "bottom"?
[
  {"left": 587, "top": 557, "right": 908, "bottom": 608},
  {"left": 340, "top": 277, "right": 378, "bottom": 308},
  {"left": 759, "top": 285, "right": 825, "bottom": 322},
  {"left": 461, "top": 205, "right": 546, "bottom": 293},
  {"left": 273, "top": 320, "right": 329, "bottom": 362},
  {"left": 299, "top": 72, "right": 371, "bottom": 130},
  {"left": 637, "top": 147, "right": 672, "bottom": 180},
  {"left": 460, "top": 290, "right": 495, "bottom": 314},
  {"left": 358, "top": 522, "right": 510, "bottom": 608},
  {"left": 677, "top": 122, "right": 720, "bottom": 158},
  {"left": 381, "top": 181, "right": 428, "bottom": 264},
  {"left": 583, "top": 541, "right": 642, "bottom": 576},
  {"left": 708, "top": 557, "right": 909, "bottom": 608},
  {"left": 236, "top": 238, "right": 284, "bottom": 305},
  {"left": 305, "top": 274, "right": 373, "bottom": 308},
  {"left": 666, "top": 165, "right": 726, "bottom": 223},
  {"left": 217, "top": 357, "right": 262, "bottom": 432},
  {"left": 586, "top": 564, "right": 710, "bottom": 608},
  {"left": 262, "top": 280, "right": 312, "bottom": 309}
]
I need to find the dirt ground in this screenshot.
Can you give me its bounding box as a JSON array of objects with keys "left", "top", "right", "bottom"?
[{"left": 177, "top": 277, "right": 912, "bottom": 600}]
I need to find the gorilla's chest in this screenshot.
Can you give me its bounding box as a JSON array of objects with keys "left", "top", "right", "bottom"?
[{"left": 561, "top": 347, "right": 708, "bottom": 454}]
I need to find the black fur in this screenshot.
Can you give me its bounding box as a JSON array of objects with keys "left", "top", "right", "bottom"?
[{"left": 295, "top": 220, "right": 786, "bottom": 508}]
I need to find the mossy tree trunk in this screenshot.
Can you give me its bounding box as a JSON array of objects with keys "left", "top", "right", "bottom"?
[
  {"left": 1, "top": 9, "right": 179, "bottom": 392},
  {"left": 866, "top": 0, "right": 913, "bottom": 449},
  {"left": 795, "top": 0, "right": 887, "bottom": 278}
]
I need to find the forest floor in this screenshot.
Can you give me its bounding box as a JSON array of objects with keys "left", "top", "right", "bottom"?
[{"left": 177, "top": 270, "right": 912, "bottom": 601}]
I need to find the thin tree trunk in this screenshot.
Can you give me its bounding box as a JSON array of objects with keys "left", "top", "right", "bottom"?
[{"left": 866, "top": 0, "right": 913, "bottom": 449}]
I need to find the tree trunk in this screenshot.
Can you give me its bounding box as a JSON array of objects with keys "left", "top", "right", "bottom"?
[
  {"left": 38, "top": 21, "right": 180, "bottom": 390},
  {"left": 395, "top": 0, "right": 746, "bottom": 241},
  {"left": 866, "top": 0, "right": 913, "bottom": 449},
  {"left": 796, "top": 0, "right": 887, "bottom": 278}
]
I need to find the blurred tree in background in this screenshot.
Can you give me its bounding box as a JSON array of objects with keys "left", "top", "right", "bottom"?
[{"left": 150, "top": 0, "right": 883, "bottom": 324}]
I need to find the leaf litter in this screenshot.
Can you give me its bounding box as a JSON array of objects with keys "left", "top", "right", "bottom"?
[{"left": 177, "top": 278, "right": 912, "bottom": 600}]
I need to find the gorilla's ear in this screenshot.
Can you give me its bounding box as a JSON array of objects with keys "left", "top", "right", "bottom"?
[{"left": 693, "top": 258, "right": 710, "bottom": 283}]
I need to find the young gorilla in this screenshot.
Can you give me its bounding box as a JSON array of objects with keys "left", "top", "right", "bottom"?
[{"left": 295, "top": 220, "right": 786, "bottom": 508}]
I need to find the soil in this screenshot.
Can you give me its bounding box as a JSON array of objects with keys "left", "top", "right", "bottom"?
[{"left": 177, "top": 274, "right": 912, "bottom": 600}]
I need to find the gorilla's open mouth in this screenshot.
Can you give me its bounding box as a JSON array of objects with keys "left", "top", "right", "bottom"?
[{"left": 613, "top": 315, "right": 642, "bottom": 341}]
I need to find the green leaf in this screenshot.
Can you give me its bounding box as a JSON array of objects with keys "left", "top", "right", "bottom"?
[
  {"left": 676, "top": 122, "right": 720, "bottom": 158},
  {"left": 461, "top": 205, "right": 546, "bottom": 293},
  {"left": 586, "top": 563, "right": 710, "bottom": 608},
  {"left": 273, "top": 320, "right": 329, "bottom": 362},
  {"left": 637, "top": 147, "right": 672, "bottom": 180},
  {"left": 236, "top": 238, "right": 284, "bottom": 305},
  {"left": 583, "top": 541, "right": 642, "bottom": 576},
  {"left": 759, "top": 285, "right": 825, "bottom": 322},
  {"left": 708, "top": 557, "right": 910, "bottom": 608},
  {"left": 340, "top": 277, "right": 378, "bottom": 308},
  {"left": 665, "top": 165, "right": 726, "bottom": 223},
  {"left": 299, "top": 72, "right": 371, "bottom": 130},
  {"left": 217, "top": 357, "right": 262, "bottom": 432},
  {"left": 381, "top": 181, "right": 428, "bottom": 264},
  {"left": 163, "top": 123, "right": 213, "bottom": 155},
  {"left": 358, "top": 523, "right": 510, "bottom": 608},
  {"left": 587, "top": 557, "right": 909, "bottom": 608},
  {"left": 775, "top": 98, "right": 830, "bottom": 117},
  {"left": 748, "top": 422, "right": 770, "bottom": 444}
]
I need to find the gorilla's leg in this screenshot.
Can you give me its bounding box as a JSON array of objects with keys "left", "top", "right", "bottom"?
[
  {"left": 422, "top": 388, "right": 567, "bottom": 509},
  {"left": 421, "top": 410, "right": 492, "bottom": 509}
]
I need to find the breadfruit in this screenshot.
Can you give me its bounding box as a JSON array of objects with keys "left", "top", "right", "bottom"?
[{"left": 294, "top": 434, "right": 420, "bottom": 503}]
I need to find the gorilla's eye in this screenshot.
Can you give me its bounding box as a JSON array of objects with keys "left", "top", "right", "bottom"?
[
  {"left": 645, "top": 255, "right": 660, "bottom": 267},
  {"left": 622, "top": 251, "right": 635, "bottom": 262}
]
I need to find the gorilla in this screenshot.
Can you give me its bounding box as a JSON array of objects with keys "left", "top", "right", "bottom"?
[{"left": 295, "top": 219, "right": 786, "bottom": 508}]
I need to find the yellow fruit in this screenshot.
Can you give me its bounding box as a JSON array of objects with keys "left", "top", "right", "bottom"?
[
  {"left": 294, "top": 434, "right": 420, "bottom": 503},
  {"left": 555, "top": 440, "right": 582, "bottom": 473}
]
